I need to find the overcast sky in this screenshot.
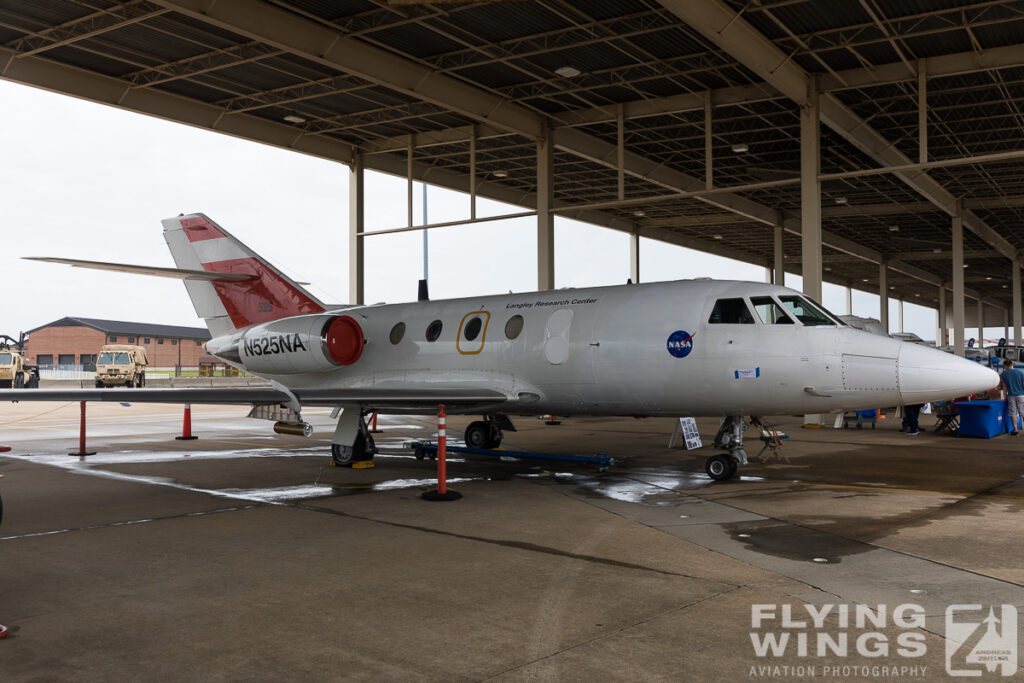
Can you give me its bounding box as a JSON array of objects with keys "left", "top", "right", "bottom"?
[{"left": 1, "top": 79, "right": 954, "bottom": 341}]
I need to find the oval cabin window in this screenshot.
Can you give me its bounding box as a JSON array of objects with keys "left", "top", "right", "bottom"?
[
  {"left": 505, "top": 315, "right": 524, "bottom": 339},
  {"left": 426, "top": 319, "right": 443, "bottom": 342},
  {"left": 464, "top": 317, "right": 482, "bottom": 341},
  {"left": 389, "top": 322, "right": 406, "bottom": 345}
]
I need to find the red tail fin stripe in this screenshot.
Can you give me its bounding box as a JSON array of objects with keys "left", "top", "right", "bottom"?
[
  {"left": 203, "top": 257, "right": 324, "bottom": 329},
  {"left": 181, "top": 216, "right": 227, "bottom": 242}
]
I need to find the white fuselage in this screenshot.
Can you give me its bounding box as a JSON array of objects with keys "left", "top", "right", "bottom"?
[{"left": 211, "top": 280, "right": 998, "bottom": 417}]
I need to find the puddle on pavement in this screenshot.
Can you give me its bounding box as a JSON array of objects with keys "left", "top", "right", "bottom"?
[{"left": 723, "top": 520, "right": 873, "bottom": 563}]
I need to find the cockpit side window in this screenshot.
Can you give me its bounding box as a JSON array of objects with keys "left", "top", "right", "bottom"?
[
  {"left": 708, "top": 298, "right": 755, "bottom": 324},
  {"left": 750, "top": 296, "right": 795, "bottom": 324},
  {"left": 778, "top": 296, "right": 837, "bottom": 326}
]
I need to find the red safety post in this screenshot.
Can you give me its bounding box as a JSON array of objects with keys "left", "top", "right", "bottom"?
[
  {"left": 175, "top": 403, "right": 198, "bottom": 441},
  {"left": 545, "top": 414, "right": 562, "bottom": 426},
  {"left": 368, "top": 411, "right": 382, "bottom": 434},
  {"left": 68, "top": 401, "right": 96, "bottom": 456},
  {"left": 422, "top": 404, "right": 461, "bottom": 501}
]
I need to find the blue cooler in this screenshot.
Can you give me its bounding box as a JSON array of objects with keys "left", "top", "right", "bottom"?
[{"left": 954, "top": 400, "right": 1006, "bottom": 438}]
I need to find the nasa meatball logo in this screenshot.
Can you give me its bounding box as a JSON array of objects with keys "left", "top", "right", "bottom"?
[{"left": 667, "top": 330, "right": 694, "bottom": 358}]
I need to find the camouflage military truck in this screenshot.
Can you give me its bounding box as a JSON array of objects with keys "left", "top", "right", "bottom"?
[
  {"left": 95, "top": 345, "right": 148, "bottom": 387},
  {"left": 0, "top": 334, "right": 40, "bottom": 389}
]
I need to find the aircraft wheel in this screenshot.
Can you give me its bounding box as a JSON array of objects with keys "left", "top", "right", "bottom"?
[
  {"left": 331, "top": 432, "right": 375, "bottom": 467},
  {"left": 705, "top": 454, "right": 737, "bottom": 481},
  {"left": 464, "top": 421, "right": 491, "bottom": 449},
  {"left": 331, "top": 443, "right": 355, "bottom": 466},
  {"left": 488, "top": 430, "right": 503, "bottom": 448}
]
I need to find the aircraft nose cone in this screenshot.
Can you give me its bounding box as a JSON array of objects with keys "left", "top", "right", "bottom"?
[{"left": 898, "top": 343, "right": 999, "bottom": 403}]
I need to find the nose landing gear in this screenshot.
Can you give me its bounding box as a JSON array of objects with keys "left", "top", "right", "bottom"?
[{"left": 706, "top": 415, "right": 748, "bottom": 481}]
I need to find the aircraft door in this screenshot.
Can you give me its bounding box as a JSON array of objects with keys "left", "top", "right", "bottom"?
[{"left": 457, "top": 311, "right": 489, "bottom": 355}]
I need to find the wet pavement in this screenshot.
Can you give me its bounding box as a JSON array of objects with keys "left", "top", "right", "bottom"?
[{"left": 2, "top": 402, "right": 1023, "bottom": 679}]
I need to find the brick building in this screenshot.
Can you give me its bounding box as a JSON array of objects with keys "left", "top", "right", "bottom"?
[{"left": 26, "top": 317, "right": 213, "bottom": 370}]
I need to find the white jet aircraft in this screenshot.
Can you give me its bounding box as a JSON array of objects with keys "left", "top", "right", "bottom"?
[{"left": 14, "top": 214, "right": 998, "bottom": 480}]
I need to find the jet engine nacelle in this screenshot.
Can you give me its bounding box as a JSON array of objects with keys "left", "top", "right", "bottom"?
[{"left": 236, "top": 314, "right": 365, "bottom": 374}]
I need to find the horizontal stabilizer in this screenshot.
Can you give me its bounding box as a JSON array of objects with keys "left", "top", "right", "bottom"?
[{"left": 24, "top": 257, "right": 254, "bottom": 282}]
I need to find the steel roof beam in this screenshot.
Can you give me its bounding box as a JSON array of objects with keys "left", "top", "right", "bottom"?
[
  {"left": 0, "top": 45, "right": 355, "bottom": 165},
  {"left": 154, "top": 0, "right": 545, "bottom": 141},
  {"left": 661, "top": 0, "right": 1018, "bottom": 264},
  {"left": 2, "top": 0, "right": 168, "bottom": 58},
  {"left": 821, "top": 42, "right": 1024, "bottom": 92}
]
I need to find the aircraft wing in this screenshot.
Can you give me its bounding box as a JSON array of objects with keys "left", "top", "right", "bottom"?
[{"left": 0, "top": 387, "right": 508, "bottom": 409}]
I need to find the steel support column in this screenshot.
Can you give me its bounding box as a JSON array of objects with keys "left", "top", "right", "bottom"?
[
  {"left": 879, "top": 261, "right": 889, "bottom": 333},
  {"left": 773, "top": 223, "right": 784, "bottom": 286},
  {"left": 800, "top": 84, "right": 822, "bottom": 302},
  {"left": 898, "top": 299, "right": 904, "bottom": 333},
  {"left": 953, "top": 212, "right": 965, "bottom": 356},
  {"left": 1014, "top": 259, "right": 1022, "bottom": 345},
  {"left": 349, "top": 154, "right": 365, "bottom": 306},
  {"left": 938, "top": 285, "right": 947, "bottom": 346},
  {"left": 977, "top": 297, "right": 984, "bottom": 347},
  {"left": 537, "top": 132, "right": 555, "bottom": 291},
  {"left": 630, "top": 232, "right": 640, "bottom": 284},
  {"left": 846, "top": 286, "right": 853, "bottom": 315}
]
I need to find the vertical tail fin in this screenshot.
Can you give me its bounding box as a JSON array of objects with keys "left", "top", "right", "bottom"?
[{"left": 162, "top": 213, "right": 326, "bottom": 336}]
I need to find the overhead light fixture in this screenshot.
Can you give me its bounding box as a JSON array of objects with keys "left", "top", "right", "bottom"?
[
  {"left": 1004, "top": 284, "right": 1010, "bottom": 288},
  {"left": 283, "top": 114, "right": 306, "bottom": 124},
  {"left": 492, "top": 169, "right": 508, "bottom": 178},
  {"left": 914, "top": 293, "right": 920, "bottom": 297},
  {"left": 862, "top": 278, "right": 870, "bottom": 282},
  {"left": 986, "top": 276, "right": 993, "bottom": 280},
  {"left": 889, "top": 285, "right": 896, "bottom": 290},
  {"left": 712, "top": 234, "right": 723, "bottom": 240},
  {"left": 932, "top": 248, "right": 942, "bottom": 253},
  {"left": 834, "top": 197, "right": 848, "bottom": 205},
  {"left": 731, "top": 143, "right": 748, "bottom": 153},
  {"left": 963, "top": 264, "right": 969, "bottom": 268},
  {"left": 633, "top": 210, "right": 646, "bottom": 217},
  {"left": 824, "top": 266, "right": 832, "bottom": 271},
  {"left": 555, "top": 66, "right": 581, "bottom": 78},
  {"left": 888, "top": 225, "right": 899, "bottom": 232}
]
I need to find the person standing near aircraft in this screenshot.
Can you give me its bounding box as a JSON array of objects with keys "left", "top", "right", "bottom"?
[
  {"left": 903, "top": 404, "right": 923, "bottom": 435},
  {"left": 1000, "top": 359, "right": 1024, "bottom": 435}
]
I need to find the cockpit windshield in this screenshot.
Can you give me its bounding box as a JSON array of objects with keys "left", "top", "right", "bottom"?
[
  {"left": 750, "top": 297, "right": 794, "bottom": 325},
  {"left": 778, "top": 296, "right": 842, "bottom": 327}
]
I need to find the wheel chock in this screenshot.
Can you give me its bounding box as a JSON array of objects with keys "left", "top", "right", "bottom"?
[
  {"left": 0, "top": 446, "right": 11, "bottom": 453},
  {"left": 0, "top": 624, "right": 8, "bottom": 639},
  {"left": 352, "top": 460, "right": 375, "bottom": 469}
]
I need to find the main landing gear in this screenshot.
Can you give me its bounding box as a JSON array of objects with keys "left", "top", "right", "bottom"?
[
  {"left": 464, "top": 416, "right": 505, "bottom": 449},
  {"left": 330, "top": 406, "right": 377, "bottom": 467},
  {"left": 706, "top": 415, "right": 748, "bottom": 481}
]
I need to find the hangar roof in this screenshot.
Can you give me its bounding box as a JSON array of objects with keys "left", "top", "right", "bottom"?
[
  {"left": 28, "top": 316, "right": 211, "bottom": 340},
  {"left": 2, "top": 1, "right": 1024, "bottom": 313}
]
